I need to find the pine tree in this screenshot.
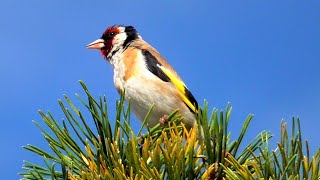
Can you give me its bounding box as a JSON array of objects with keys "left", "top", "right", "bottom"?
[{"left": 20, "top": 81, "right": 320, "bottom": 179}]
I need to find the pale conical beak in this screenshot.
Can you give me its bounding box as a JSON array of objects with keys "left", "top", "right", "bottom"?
[{"left": 86, "top": 39, "right": 105, "bottom": 50}]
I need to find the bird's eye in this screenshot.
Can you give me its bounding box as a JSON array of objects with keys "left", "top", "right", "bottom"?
[{"left": 109, "top": 32, "right": 115, "bottom": 37}]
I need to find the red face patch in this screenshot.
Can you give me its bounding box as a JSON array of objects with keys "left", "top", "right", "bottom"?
[
  {"left": 100, "top": 26, "right": 121, "bottom": 58},
  {"left": 103, "top": 26, "right": 121, "bottom": 37}
]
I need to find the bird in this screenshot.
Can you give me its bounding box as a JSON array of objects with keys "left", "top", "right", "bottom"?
[{"left": 86, "top": 25, "right": 199, "bottom": 129}]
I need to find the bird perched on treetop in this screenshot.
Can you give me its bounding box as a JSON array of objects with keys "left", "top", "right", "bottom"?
[{"left": 87, "top": 25, "right": 199, "bottom": 129}]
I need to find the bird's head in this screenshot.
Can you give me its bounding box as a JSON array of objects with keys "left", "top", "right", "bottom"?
[{"left": 87, "top": 25, "right": 139, "bottom": 60}]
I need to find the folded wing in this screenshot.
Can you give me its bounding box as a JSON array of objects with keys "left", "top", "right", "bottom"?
[{"left": 142, "top": 49, "right": 199, "bottom": 113}]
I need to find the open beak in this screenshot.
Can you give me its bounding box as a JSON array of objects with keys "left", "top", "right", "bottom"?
[{"left": 86, "top": 39, "right": 105, "bottom": 50}]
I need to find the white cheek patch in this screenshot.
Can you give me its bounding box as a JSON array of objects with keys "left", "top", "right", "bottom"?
[
  {"left": 114, "top": 33, "right": 127, "bottom": 45},
  {"left": 108, "top": 32, "right": 128, "bottom": 59}
]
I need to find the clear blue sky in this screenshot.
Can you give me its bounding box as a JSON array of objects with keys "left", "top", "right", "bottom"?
[{"left": 1, "top": 0, "right": 319, "bottom": 178}]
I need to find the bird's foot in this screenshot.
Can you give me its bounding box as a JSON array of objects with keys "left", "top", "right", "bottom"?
[
  {"left": 159, "top": 115, "right": 168, "bottom": 128},
  {"left": 138, "top": 133, "right": 145, "bottom": 151}
]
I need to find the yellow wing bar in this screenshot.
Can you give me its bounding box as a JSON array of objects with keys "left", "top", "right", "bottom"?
[{"left": 158, "top": 65, "right": 198, "bottom": 113}]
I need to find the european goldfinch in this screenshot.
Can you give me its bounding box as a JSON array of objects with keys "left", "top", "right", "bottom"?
[{"left": 87, "top": 25, "right": 198, "bottom": 129}]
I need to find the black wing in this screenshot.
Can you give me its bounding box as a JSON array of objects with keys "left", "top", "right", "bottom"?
[{"left": 142, "top": 49, "right": 170, "bottom": 82}]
